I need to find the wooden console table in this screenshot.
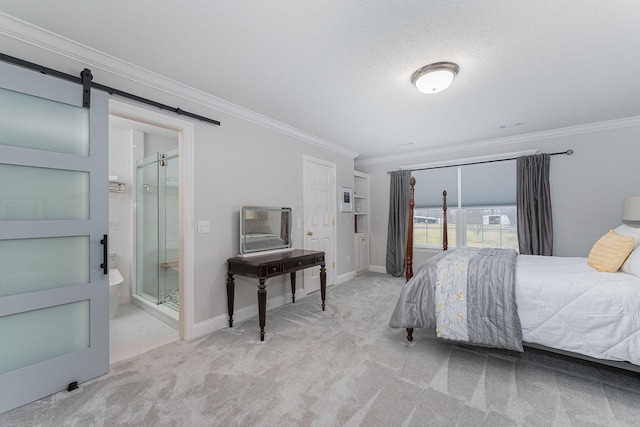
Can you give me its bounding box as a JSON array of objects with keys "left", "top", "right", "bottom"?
[{"left": 227, "top": 249, "right": 327, "bottom": 341}]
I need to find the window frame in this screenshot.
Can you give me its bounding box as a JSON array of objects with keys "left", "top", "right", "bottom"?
[
  {"left": 412, "top": 207, "right": 458, "bottom": 249},
  {"left": 413, "top": 205, "right": 518, "bottom": 251}
]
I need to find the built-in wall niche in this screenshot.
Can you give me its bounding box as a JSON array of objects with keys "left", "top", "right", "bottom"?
[
  {"left": 354, "top": 171, "right": 369, "bottom": 234},
  {"left": 354, "top": 171, "right": 370, "bottom": 274}
]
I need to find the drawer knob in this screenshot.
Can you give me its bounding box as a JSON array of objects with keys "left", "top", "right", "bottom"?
[{"left": 297, "top": 262, "right": 302, "bottom": 266}]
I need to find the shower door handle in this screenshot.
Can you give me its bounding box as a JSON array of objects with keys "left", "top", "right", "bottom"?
[{"left": 100, "top": 234, "right": 108, "bottom": 275}]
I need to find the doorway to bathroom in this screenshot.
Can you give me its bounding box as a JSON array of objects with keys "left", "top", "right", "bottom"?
[
  {"left": 107, "top": 99, "right": 196, "bottom": 362},
  {"left": 108, "top": 117, "right": 180, "bottom": 361}
]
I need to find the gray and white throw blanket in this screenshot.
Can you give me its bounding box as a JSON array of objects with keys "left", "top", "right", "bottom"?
[{"left": 389, "top": 247, "right": 523, "bottom": 352}]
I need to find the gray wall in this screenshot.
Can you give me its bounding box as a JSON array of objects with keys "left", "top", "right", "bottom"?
[
  {"left": 190, "top": 114, "right": 355, "bottom": 323},
  {"left": 357, "top": 124, "right": 640, "bottom": 269},
  {"left": 144, "top": 133, "right": 179, "bottom": 156},
  {"left": 0, "top": 38, "right": 356, "bottom": 329}
]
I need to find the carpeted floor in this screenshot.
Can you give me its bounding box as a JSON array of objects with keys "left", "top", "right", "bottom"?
[{"left": 2, "top": 272, "right": 640, "bottom": 426}]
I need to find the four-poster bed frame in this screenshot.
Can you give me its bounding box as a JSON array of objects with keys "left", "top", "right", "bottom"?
[
  {"left": 400, "top": 176, "right": 640, "bottom": 373},
  {"left": 404, "top": 177, "right": 448, "bottom": 342}
]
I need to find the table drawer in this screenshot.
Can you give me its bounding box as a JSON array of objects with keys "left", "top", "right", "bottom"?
[
  {"left": 264, "top": 264, "right": 282, "bottom": 276},
  {"left": 283, "top": 257, "right": 315, "bottom": 271}
]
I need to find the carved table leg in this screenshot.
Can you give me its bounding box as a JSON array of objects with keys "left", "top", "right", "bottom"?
[
  {"left": 406, "top": 328, "right": 414, "bottom": 341},
  {"left": 258, "top": 278, "right": 267, "bottom": 341},
  {"left": 226, "top": 272, "right": 235, "bottom": 327},
  {"left": 320, "top": 263, "right": 327, "bottom": 311},
  {"left": 290, "top": 271, "right": 296, "bottom": 303}
]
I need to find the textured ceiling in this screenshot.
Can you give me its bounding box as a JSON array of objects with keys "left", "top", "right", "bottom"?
[{"left": 1, "top": 1, "right": 639, "bottom": 160}]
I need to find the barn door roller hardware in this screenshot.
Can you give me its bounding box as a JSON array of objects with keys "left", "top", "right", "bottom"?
[{"left": 0, "top": 52, "right": 221, "bottom": 126}]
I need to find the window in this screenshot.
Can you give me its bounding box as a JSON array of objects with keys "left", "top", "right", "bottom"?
[
  {"left": 413, "top": 208, "right": 457, "bottom": 248},
  {"left": 413, "top": 206, "right": 517, "bottom": 250},
  {"left": 463, "top": 207, "right": 518, "bottom": 249},
  {"left": 412, "top": 160, "right": 519, "bottom": 251}
]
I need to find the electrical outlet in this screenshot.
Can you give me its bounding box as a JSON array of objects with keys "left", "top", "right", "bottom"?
[
  {"left": 197, "top": 221, "right": 210, "bottom": 233},
  {"left": 346, "top": 255, "right": 350, "bottom": 263},
  {"left": 109, "top": 220, "right": 119, "bottom": 230}
]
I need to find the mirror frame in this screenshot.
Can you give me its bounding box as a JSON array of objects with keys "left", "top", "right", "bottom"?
[{"left": 240, "top": 206, "right": 293, "bottom": 255}]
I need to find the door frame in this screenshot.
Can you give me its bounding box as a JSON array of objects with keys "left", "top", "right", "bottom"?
[
  {"left": 109, "top": 100, "right": 196, "bottom": 342},
  {"left": 302, "top": 154, "right": 337, "bottom": 294}
]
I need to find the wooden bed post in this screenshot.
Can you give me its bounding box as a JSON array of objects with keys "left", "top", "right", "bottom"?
[
  {"left": 442, "top": 190, "right": 448, "bottom": 252},
  {"left": 405, "top": 176, "right": 416, "bottom": 342},
  {"left": 405, "top": 176, "right": 416, "bottom": 282},
  {"left": 405, "top": 184, "right": 448, "bottom": 342}
]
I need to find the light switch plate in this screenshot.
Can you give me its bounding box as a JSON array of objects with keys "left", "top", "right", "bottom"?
[{"left": 197, "top": 220, "right": 210, "bottom": 233}]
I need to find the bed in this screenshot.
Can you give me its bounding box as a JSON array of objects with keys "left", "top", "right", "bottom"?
[{"left": 389, "top": 177, "right": 640, "bottom": 372}]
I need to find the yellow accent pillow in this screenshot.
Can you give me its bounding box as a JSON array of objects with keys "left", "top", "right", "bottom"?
[{"left": 588, "top": 230, "right": 635, "bottom": 272}]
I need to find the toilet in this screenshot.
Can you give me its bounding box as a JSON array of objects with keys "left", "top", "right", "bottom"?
[{"left": 108, "top": 252, "right": 124, "bottom": 319}]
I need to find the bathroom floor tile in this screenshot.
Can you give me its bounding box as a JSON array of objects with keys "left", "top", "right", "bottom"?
[{"left": 110, "top": 303, "right": 179, "bottom": 363}]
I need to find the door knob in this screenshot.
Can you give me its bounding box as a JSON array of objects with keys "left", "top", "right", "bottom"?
[{"left": 307, "top": 231, "right": 313, "bottom": 236}]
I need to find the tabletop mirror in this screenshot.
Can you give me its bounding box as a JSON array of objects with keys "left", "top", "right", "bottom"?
[{"left": 240, "top": 206, "right": 292, "bottom": 256}]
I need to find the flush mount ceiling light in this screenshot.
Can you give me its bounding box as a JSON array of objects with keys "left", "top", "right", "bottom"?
[{"left": 411, "top": 62, "right": 459, "bottom": 94}]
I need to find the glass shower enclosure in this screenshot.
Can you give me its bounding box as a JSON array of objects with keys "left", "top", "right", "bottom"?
[{"left": 136, "top": 148, "right": 179, "bottom": 311}]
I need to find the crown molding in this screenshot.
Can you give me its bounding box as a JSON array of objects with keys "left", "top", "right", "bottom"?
[
  {"left": 0, "top": 13, "right": 359, "bottom": 159},
  {"left": 401, "top": 149, "right": 540, "bottom": 171},
  {"left": 356, "top": 115, "right": 640, "bottom": 167}
]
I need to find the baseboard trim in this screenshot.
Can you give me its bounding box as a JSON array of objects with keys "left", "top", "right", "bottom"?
[
  {"left": 192, "top": 291, "right": 307, "bottom": 340},
  {"left": 192, "top": 314, "right": 231, "bottom": 340},
  {"left": 337, "top": 271, "right": 355, "bottom": 284},
  {"left": 369, "top": 265, "right": 386, "bottom": 274}
]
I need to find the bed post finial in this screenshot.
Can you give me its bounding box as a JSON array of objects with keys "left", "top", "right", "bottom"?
[
  {"left": 405, "top": 176, "right": 416, "bottom": 282},
  {"left": 442, "top": 190, "right": 448, "bottom": 252}
]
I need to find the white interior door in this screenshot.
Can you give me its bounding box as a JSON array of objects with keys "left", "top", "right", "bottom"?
[
  {"left": 303, "top": 156, "right": 335, "bottom": 293},
  {"left": 0, "top": 61, "right": 109, "bottom": 413}
]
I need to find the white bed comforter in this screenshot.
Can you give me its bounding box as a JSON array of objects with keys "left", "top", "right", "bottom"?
[{"left": 516, "top": 255, "right": 640, "bottom": 365}]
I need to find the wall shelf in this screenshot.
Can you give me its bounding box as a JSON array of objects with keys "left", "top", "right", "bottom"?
[
  {"left": 354, "top": 171, "right": 370, "bottom": 274},
  {"left": 109, "top": 181, "right": 127, "bottom": 193}
]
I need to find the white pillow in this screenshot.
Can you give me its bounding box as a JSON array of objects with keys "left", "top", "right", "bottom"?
[
  {"left": 621, "top": 245, "right": 640, "bottom": 276},
  {"left": 615, "top": 224, "right": 640, "bottom": 274},
  {"left": 615, "top": 224, "right": 640, "bottom": 249}
]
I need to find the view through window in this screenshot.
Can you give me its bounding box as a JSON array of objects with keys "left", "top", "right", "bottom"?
[
  {"left": 411, "top": 160, "right": 519, "bottom": 251},
  {"left": 413, "top": 208, "right": 457, "bottom": 248},
  {"left": 463, "top": 207, "right": 518, "bottom": 249},
  {"left": 413, "top": 206, "right": 518, "bottom": 250}
]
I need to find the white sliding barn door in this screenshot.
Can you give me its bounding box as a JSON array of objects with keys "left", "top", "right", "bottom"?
[
  {"left": 0, "top": 61, "right": 109, "bottom": 413},
  {"left": 303, "top": 156, "right": 335, "bottom": 293}
]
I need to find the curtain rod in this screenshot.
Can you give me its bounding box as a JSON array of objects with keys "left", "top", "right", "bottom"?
[
  {"left": 0, "top": 52, "right": 221, "bottom": 126},
  {"left": 387, "top": 149, "right": 573, "bottom": 174}
]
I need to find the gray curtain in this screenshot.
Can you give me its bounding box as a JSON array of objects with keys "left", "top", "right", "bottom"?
[
  {"left": 386, "top": 170, "right": 411, "bottom": 276},
  {"left": 517, "top": 153, "right": 553, "bottom": 255}
]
